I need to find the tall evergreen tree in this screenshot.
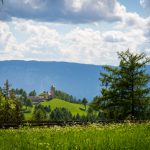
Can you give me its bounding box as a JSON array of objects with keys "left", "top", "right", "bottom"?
[
  {"left": 3, "top": 80, "right": 11, "bottom": 99},
  {"left": 29, "top": 90, "right": 36, "bottom": 96},
  {"left": 82, "top": 98, "right": 88, "bottom": 110},
  {"left": 94, "top": 50, "right": 150, "bottom": 120}
]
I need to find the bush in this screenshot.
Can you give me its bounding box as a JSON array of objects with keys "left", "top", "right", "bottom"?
[{"left": 32, "top": 104, "right": 47, "bottom": 121}]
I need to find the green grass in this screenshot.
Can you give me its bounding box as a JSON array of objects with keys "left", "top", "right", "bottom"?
[
  {"left": 0, "top": 123, "right": 150, "bottom": 150},
  {"left": 23, "top": 98, "right": 88, "bottom": 120},
  {"left": 23, "top": 106, "right": 34, "bottom": 120},
  {"left": 41, "top": 98, "right": 88, "bottom": 116}
]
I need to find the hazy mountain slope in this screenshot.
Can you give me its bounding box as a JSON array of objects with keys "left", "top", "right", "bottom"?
[
  {"left": 0, "top": 61, "right": 102, "bottom": 100},
  {"left": 0, "top": 60, "right": 149, "bottom": 100}
]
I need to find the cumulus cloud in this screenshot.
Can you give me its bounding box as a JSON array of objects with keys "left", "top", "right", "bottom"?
[
  {"left": 0, "top": 0, "right": 123, "bottom": 23},
  {"left": 0, "top": 19, "right": 149, "bottom": 65},
  {"left": 103, "top": 31, "right": 126, "bottom": 42}
]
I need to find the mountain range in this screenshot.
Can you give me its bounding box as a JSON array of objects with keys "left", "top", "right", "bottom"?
[{"left": 0, "top": 60, "right": 149, "bottom": 101}]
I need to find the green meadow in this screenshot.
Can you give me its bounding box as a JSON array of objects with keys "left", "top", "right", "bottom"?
[
  {"left": 41, "top": 98, "right": 88, "bottom": 115},
  {"left": 0, "top": 123, "right": 150, "bottom": 150},
  {"left": 24, "top": 98, "right": 88, "bottom": 120}
]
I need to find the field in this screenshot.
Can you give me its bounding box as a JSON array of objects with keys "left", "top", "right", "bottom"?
[
  {"left": 24, "top": 98, "right": 88, "bottom": 120},
  {"left": 0, "top": 123, "right": 150, "bottom": 150},
  {"left": 41, "top": 98, "right": 88, "bottom": 115}
]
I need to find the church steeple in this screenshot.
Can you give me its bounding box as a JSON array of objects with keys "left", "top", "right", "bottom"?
[{"left": 50, "top": 85, "right": 55, "bottom": 98}]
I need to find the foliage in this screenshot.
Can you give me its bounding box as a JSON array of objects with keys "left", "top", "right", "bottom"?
[
  {"left": 0, "top": 81, "right": 24, "bottom": 123},
  {"left": 25, "top": 98, "right": 33, "bottom": 107},
  {"left": 73, "top": 108, "right": 98, "bottom": 123},
  {"left": 2, "top": 80, "right": 11, "bottom": 99},
  {"left": 55, "top": 90, "right": 82, "bottom": 104},
  {"left": 14, "top": 88, "right": 32, "bottom": 108},
  {"left": 82, "top": 97, "right": 88, "bottom": 110},
  {"left": 43, "top": 105, "right": 51, "bottom": 112},
  {"left": 29, "top": 90, "right": 36, "bottom": 96},
  {"left": 50, "top": 107, "right": 72, "bottom": 121},
  {"left": 93, "top": 50, "right": 150, "bottom": 120},
  {"left": 32, "top": 104, "right": 47, "bottom": 121},
  {"left": 90, "top": 96, "right": 101, "bottom": 111},
  {"left": 0, "top": 97, "right": 24, "bottom": 123}
]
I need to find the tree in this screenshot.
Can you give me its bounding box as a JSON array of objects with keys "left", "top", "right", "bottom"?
[
  {"left": 25, "top": 98, "right": 33, "bottom": 108},
  {"left": 74, "top": 113, "right": 81, "bottom": 121},
  {"left": 82, "top": 98, "right": 88, "bottom": 110},
  {"left": 29, "top": 90, "right": 36, "bottom": 96},
  {"left": 0, "top": 83, "right": 24, "bottom": 123},
  {"left": 3, "top": 80, "right": 11, "bottom": 99},
  {"left": 44, "top": 105, "right": 51, "bottom": 112},
  {"left": 90, "top": 96, "right": 101, "bottom": 111},
  {"left": 50, "top": 107, "right": 72, "bottom": 122},
  {"left": 94, "top": 50, "right": 150, "bottom": 120},
  {"left": 87, "top": 107, "right": 94, "bottom": 114},
  {"left": 55, "top": 89, "right": 81, "bottom": 104},
  {"left": 32, "top": 104, "right": 47, "bottom": 121},
  {"left": 10, "top": 89, "right": 16, "bottom": 100}
]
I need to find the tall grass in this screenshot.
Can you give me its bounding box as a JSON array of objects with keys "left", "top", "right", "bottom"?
[{"left": 0, "top": 123, "right": 150, "bottom": 150}]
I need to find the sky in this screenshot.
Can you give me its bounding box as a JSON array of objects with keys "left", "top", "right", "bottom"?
[{"left": 0, "top": 0, "right": 150, "bottom": 65}]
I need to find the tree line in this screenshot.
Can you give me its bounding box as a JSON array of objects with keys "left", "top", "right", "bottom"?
[
  {"left": 55, "top": 89, "right": 84, "bottom": 104},
  {"left": 33, "top": 104, "right": 98, "bottom": 123}
]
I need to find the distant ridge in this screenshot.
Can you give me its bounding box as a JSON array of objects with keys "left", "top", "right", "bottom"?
[
  {"left": 0, "top": 60, "right": 149, "bottom": 101},
  {"left": 0, "top": 60, "right": 102, "bottom": 100}
]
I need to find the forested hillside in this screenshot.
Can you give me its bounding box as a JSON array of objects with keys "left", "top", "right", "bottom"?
[{"left": 0, "top": 61, "right": 102, "bottom": 100}]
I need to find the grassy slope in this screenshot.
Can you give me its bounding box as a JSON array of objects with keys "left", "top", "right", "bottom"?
[
  {"left": 41, "top": 98, "right": 88, "bottom": 116},
  {"left": 23, "top": 106, "right": 34, "bottom": 120},
  {"left": 24, "top": 98, "right": 88, "bottom": 120}
]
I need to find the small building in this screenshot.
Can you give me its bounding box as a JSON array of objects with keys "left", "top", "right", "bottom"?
[
  {"left": 28, "top": 96, "right": 44, "bottom": 104},
  {"left": 28, "top": 85, "right": 55, "bottom": 104}
]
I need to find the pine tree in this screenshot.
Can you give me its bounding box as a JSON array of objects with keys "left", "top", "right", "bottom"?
[
  {"left": 3, "top": 80, "right": 11, "bottom": 99},
  {"left": 82, "top": 98, "right": 88, "bottom": 110},
  {"left": 96, "top": 50, "right": 150, "bottom": 120}
]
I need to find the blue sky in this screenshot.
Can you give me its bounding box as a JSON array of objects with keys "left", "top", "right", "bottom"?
[
  {"left": 0, "top": 0, "right": 150, "bottom": 65},
  {"left": 119, "top": 0, "right": 146, "bottom": 16}
]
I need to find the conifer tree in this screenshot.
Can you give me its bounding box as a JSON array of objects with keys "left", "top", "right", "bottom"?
[
  {"left": 96, "top": 50, "right": 150, "bottom": 120},
  {"left": 82, "top": 98, "right": 88, "bottom": 110}
]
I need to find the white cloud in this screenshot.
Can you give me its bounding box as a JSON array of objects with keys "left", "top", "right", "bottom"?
[
  {"left": 1, "top": 18, "right": 149, "bottom": 65},
  {"left": 103, "top": 31, "right": 126, "bottom": 42},
  {"left": 0, "top": 22, "right": 13, "bottom": 45}
]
